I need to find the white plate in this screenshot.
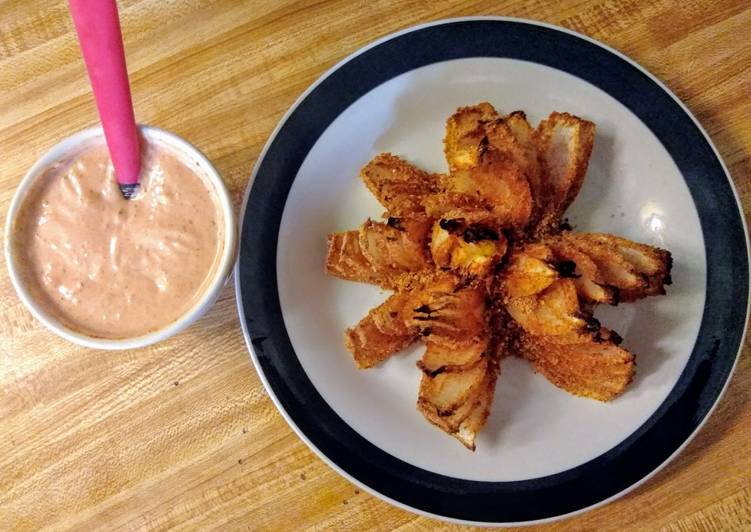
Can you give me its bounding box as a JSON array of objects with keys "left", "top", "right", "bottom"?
[{"left": 236, "top": 18, "right": 749, "bottom": 526}]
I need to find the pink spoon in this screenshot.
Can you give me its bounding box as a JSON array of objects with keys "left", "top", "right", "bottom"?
[{"left": 69, "top": 0, "right": 141, "bottom": 199}]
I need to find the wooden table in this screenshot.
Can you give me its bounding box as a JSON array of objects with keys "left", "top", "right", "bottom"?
[{"left": 1, "top": 1, "right": 749, "bottom": 530}]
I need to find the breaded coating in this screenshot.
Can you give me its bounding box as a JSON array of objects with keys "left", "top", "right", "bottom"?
[
  {"left": 535, "top": 112, "right": 595, "bottom": 233},
  {"left": 422, "top": 191, "right": 490, "bottom": 222},
  {"left": 344, "top": 293, "right": 417, "bottom": 368},
  {"left": 520, "top": 333, "right": 635, "bottom": 401},
  {"left": 444, "top": 102, "right": 499, "bottom": 172},
  {"left": 403, "top": 274, "right": 487, "bottom": 345},
  {"left": 562, "top": 233, "right": 646, "bottom": 291},
  {"left": 326, "top": 102, "right": 674, "bottom": 450},
  {"left": 444, "top": 148, "right": 532, "bottom": 228},
  {"left": 360, "top": 153, "right": 440, "bottom": 216},
  {"left": 499, "top": 246, "right": 559, "bottom": 298},
  {"left": 505, "top": 279, "right": 590, "bottom": 340},
  {"left": 418, "top": 356, "right": 489, "bottom": 413},
  {"left": 556, "top": 233, "right": 673, "bottom": 303},
  {"left": 452, "top": 367, "right": 498, "bottom": 450},
  {"left": 546, "top": 237, "right": 618, "bottom": 304},
  {"left": 428, "top": 164, "right": 532, "bottom": 231},
  {"left": 584, "top": 233, "right": 673, "bottom": 301},
  {"left": 485, "top": 119, "right": 529, "bottom": 170},
  {"left": 430, "top": 220, "right": 508, "bottom": 277},
  {"left": 505, "top": 111, "right": 545, "bottom": 226},
  {"left": 418, "top": 358, "right": 498, "bottom": 450},
  {"left": 588, "top": 234, "right": 670, "bottom": 275},
  {"left": 473, "top": 148, "right": 533, "bottom": 227},
  {"left": 442, "top": 107, "right": 533, "bottom": 230},
  {"left": 358, "top": 218, "right": 431, "bottom": 274},
  {"left": 326, "top": 216, "right": 432, "bottom": 289},
  {"left": 418, "top": 336, "right": 488, "bottom": 374},
  {"left": 325, "top": 230, "right": 389, "bottom": 287}
]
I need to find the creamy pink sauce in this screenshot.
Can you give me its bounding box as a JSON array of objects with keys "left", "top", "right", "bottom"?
[{"left": 13, "top": 139, "right": 223, "bottom": 339}]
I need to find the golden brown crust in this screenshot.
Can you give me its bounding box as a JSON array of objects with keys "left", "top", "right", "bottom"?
[
  {"left": 584, "top": 233, "right": 673, "bottom": 301},
  {"left": 429, "top": 220, "right": 507, "bottom": 278},
  {"left": 442, "top": 108, "right": 534, "bottom": 232},
  {"left": 360, "top": 153, "right": 440, "bottom": 216},
  {"left": 418, "top": 337, "right": 488, "bottom": 374},
  {"left": 505, "top": 279, "right": 590, "bottom": 340},
  {"left": 430, "top": 151, "right": 533, "bottom": 230},
  {"left": 587, "top": 234, "right": 671, "bottom": 275},
  {"left": 534, "top": 112, "right": 595, "bottom": 233},
  {"left": 452, "top": 366, "right": 497, "bottom": 450},
  {"left": 403, "top": 274, "right": 487, "bottom": 345},
  {"left": 544, "top": 233, "right": 672, "bottom": 303},
  {"left": 505, "top": 111, "right": 545, "bottom": 227},
  {"left": 499, "top": 247, "right": 559, "bottom": 298},
  {"left": 344, "top": 293, "right": 418, "bottom": 369},
  {"left": 484, "top": 119, "right": 529, "bottom": 171},
  {"left": 325, "top": 215, "right": 433, "bottom": 289},
  {"left": 422, "top": 192, "right": 490, "bottom": 223},
  {"left": 562, "top": 233, "right": 646, "bottom": 290},
  {"left": 326, "top": 102, "right": 673, "bottom": 450},
  {"left": 465, "top": 148, "right": 533, "bottom": 228},
  {"left": 444, "top": 102, "right": 500, "bottom": 173},
  {"left": 417, "top": 353, "right": 499, "bottom": 450},
  {"left": 417, "top": 356, "right": 489, "bottom": 413},
  {"left": 358, "top": 218, "right": 431, "bottom": 274},
  {"left": 325, "top": 230, "right": 389, "bottom": 287},
  {"left": 546, "top": 237, "right": 618, "bottom": 304},
  {"left": 519, "top": 333, "right": 635, "bottom": 401}
]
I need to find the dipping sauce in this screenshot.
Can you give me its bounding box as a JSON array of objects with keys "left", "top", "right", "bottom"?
[{"left": 11, "top": 139, "right": 224, "bottom": 339}]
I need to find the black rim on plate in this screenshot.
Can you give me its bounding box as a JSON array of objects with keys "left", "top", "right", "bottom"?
[{"left": 237, "top": 19, "right": 748, "bottom": 523}]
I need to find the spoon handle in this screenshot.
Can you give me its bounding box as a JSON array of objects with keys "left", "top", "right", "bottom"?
[{"left": 69, "top": 0, "right": 140, "bottom": 188}]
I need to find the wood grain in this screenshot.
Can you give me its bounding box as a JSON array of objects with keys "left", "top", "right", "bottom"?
[{"left": 1, "top": 1, "right": 749, "bottom": 530}]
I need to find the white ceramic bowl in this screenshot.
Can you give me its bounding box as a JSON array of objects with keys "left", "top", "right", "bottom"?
[{"left": 4, "top": 125, "right": 237, "bottom": 349}]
